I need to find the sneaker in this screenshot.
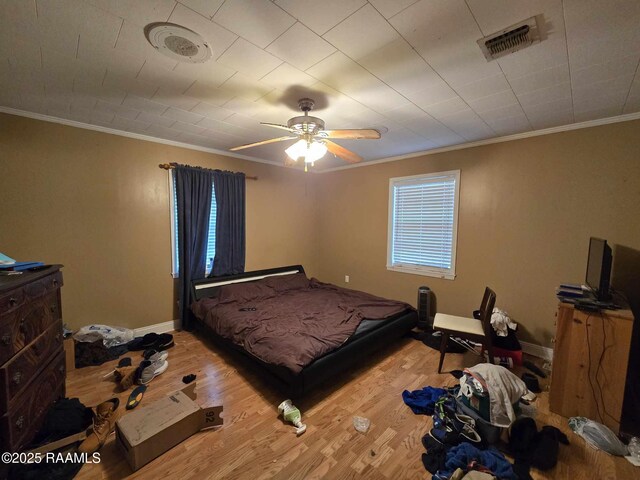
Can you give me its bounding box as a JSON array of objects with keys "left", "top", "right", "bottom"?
[
  {"left": 428, "top": 423, "right": 482, "bottom": 447},
  {"left": 422, "top": 431, "right": 443, "bottom": 451},
  {"left": 139, "top": 359, "right": 168, "bottom": 385},
  {"left": 147, "top": 350, "right": 168, "bottom": 363},
  {"left": 78, "top": 398, "right": 119, "bottom": 454},
  {"left": 433, "top": 401, "right": 475, "bottom": 434},
  {"left": 134, "top": 360, "right": 151, "bottom": 384},
  {"left": 154, "top": 333, "right": 174, "bottom": 351},
  {"left": 446, "top": 411, "right": 477, "bottom": 434}
]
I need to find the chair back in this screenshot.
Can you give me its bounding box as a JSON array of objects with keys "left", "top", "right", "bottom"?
[{"left": 478, "top": 287, "right": 496, "bottom": 343}]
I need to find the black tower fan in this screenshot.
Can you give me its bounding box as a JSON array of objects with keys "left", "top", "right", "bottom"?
[{"left": 417, "top": 286, "right": 431, "bottom": 330}]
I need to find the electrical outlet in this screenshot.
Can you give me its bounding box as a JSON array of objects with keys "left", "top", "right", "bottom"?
[{"left": 345, "top": 275, "right": 350, "bottom": 283}]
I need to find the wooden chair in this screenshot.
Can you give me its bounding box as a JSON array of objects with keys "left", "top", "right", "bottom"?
[{"left": 433, "top": 287, "right": 496, "bottom": 373}]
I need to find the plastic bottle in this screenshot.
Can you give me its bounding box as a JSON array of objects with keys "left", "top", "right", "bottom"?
[{"left": 278, "top": 399, "right": 307, "bottom": 436}]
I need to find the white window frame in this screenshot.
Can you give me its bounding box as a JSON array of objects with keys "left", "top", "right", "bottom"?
[{"left": 386, "top": 170, "right": 460, "bottom": 280}]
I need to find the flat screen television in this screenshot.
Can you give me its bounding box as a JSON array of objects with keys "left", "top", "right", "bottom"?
[{"left": 585, "top": 237, "right": 612, "bottom": 301}]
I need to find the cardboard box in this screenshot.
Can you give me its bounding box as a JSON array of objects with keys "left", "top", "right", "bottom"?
[{"left": 115, "top": 383, "right": 222, "bottom": 471}]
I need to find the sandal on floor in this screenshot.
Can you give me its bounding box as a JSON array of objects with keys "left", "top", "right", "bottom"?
[{"left": 126, "top": 385, "right": 147, "bottom": 410}]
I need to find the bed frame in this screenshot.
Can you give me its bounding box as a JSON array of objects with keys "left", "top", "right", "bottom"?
[{"left": 191, "top": 265, "right": 417, "bottom": 397}]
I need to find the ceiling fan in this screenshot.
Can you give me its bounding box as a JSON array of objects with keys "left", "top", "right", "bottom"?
[{"left": 229, "top": 98, "right": 381, "bottom": 170}]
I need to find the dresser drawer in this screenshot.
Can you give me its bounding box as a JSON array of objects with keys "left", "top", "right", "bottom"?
[
  {"left": 0, "top": 350, "right": 65, "bottom": 452},
  {"left": 0, "top": 271, "right": 62, "bottom": 317},
  {"left": 0, "top": 322, "right": 63, "bottom": 411},
  {"left": 0, "top": 291, "right": 61, "bottom": 366}
]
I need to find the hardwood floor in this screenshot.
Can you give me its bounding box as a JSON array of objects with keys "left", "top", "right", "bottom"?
[{"left": 66, "top": 331, "right": 637, "bottom": 479}]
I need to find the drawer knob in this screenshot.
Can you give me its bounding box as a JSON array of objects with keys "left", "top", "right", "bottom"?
[
  {"left": 9, "top": 297, "right": 17, "bottom": 307},
  {"left": 12, "top": 371, "right": 22, "bottom": 385},
  {"left": 52, "top": 279, "right": 59, "bottom": 287},
  {"left": 59, "top": 365, "right": 65, "bottom": 374},
  {"left": 1, "top": 334, "right": 10, "bottom": 345},
  {"left": 15, "top": 416, "right": 24, "bottom": 431},
  {"left": 50, "top": 304, "right": 57, "bottom": 314}
]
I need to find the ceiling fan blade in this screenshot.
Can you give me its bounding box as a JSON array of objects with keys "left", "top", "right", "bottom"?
[
  {"left": 317, "top": 129, "right": 381, "bottom": 139},
  {"left": 229, "top": 136, "right": 297, "bottom": 151},
  {"left": 324, "top": 140, "right": 363, "bottom": 164},
  {"left": 260, "top": 122, "right": 297, "bottom": 133}
]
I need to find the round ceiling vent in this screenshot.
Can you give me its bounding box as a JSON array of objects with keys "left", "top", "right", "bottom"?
[{"left": 144, "top": 23, "right": 212, "bottom": 63}]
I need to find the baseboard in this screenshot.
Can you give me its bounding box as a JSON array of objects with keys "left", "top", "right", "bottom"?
[
  {"left": 133, "top": 320, "right": 180, "bottom": 337},
  {"left": 520, "top": 341, "right": 553, "bottom": 361}
]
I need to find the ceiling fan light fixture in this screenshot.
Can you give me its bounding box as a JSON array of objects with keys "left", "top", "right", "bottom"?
[{"left": 285, "top": 139, "right": 327, "bottom": 164}]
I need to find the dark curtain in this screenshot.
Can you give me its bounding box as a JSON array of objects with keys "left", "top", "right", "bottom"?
[
  {"left": 212, "top": 170, "right": 246, "bottom": 276},
  {"left": 175, "top": 165, "right": 214, "bottom": 330}
]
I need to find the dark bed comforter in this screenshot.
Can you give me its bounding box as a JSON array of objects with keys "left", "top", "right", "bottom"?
[{"left": 191, "top": 273, "right": 412, "bottom": 374}]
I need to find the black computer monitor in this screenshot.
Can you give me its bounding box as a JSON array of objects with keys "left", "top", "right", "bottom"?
[{"left": 586, "top": 237, "right": 612, "bottom": 301}]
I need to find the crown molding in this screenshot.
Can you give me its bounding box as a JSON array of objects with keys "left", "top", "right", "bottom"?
[
  {"left": 0, "top": 106, "right": 288, "bottom": 169},
  {"left": 320, "top": 111, "right": 640, "bottom": 173},
  {"left": 2, "top": 106, "right": 639, "bottom": 175}
]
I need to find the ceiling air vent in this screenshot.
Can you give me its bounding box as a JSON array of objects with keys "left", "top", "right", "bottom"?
[
  {"left": 145, "top": 23, "right": 212, "bottom": 63},
  {"left": 477, "top": 16, "right": 542, "bottom": 61}
]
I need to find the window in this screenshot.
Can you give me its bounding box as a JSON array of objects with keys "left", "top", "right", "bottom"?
[
  {"left": 387, "top": 170, "right": 460, "bottom": 279},
  {"left": 169, "top": 171, "right": 217, "bottom": 277}
]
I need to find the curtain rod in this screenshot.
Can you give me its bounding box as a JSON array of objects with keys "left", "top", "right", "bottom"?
[{"left": 158, "top": 163, "right": 258, "bottom": 180}]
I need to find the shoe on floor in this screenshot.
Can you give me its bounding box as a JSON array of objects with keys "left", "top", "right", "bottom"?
[
  {"left": 522, "top": 372, "right": 542, "bottom": 393},
  {"left": 114, "top": 366, "right": 136, "bottom": 391},
  {"left": 429, "top": 423, "right": 482, "bottom": 447},
  {"left": 126, "top": 385, "right": 147, "bottom": 410},
  {"left": 78, "top": 398, "right": 120, "bottom": 454},
  {"left": 147, "top": 350, "right": 168, "bottom": 363},
  {"left": 134, "top": 360, "right": 151, "bottom": 385},
  {"left": 139, "top": 359, "right": 168, "bottom": 385},
  {"left": 117, "top": 357, "right": 132, "bottom": 367},
  {"left": 153, "top": 333, "right": 174, "bottom": 351}
]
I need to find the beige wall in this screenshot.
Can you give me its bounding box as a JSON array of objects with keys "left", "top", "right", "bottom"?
[
  {"left": 0, "top": 113, "right": 319, "bottom": 330},
  {"left": 315, "top": 120, "right": 640, "bottom": 345},
  {"left": 2, "top": 113, "right": 639, "bottom": 344}
]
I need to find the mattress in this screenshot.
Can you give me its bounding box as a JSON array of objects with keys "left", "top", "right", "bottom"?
[
  {"left": 191, "top": 266, "right": 417, "bottom": 396},
  {"left": 191, "top": 273, "right": 413, "bottom": 374}
]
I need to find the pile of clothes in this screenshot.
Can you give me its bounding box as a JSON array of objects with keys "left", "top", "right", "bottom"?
[{"left": 402, "top": 363, "right": 568, "bottom": 480}]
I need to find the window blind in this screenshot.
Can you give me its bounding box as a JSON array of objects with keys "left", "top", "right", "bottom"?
[
  {"left": 390, "top": 174, "right": 457, "bottom": 272},
  {"left": 205, "top": 187, "right": 216, "bottom": 275}
]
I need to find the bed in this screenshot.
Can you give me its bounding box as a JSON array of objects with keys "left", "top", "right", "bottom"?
[{"left": 190, "top": 265, "right": 417, "bottom": 397}]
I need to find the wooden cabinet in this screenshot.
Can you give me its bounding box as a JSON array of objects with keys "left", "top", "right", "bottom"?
[
  {"left": 549, "top": 302, "right": 634, "bottom": 433},
  {"left": 0, "top": 266, "right": 66, "bottom": 452}
]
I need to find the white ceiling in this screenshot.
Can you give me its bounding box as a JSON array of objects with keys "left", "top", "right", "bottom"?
[{"left": 1, "top": 0, "right": 639, "bottom": 170}]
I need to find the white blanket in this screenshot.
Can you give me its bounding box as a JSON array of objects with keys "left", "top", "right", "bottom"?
[{"left": 461, "top": 363, "right": 528, "bottom": 427}]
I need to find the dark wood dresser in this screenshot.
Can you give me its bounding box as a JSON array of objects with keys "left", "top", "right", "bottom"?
[{"left": 0, "top": 266, "right": 66, "bottom": 452}]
